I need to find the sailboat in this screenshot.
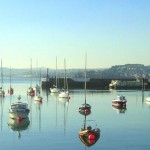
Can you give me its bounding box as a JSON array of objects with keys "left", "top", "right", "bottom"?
[
  {"left": 0, "top": 59, "right": 5, "bottom": 97},
  {"left": 27, "top": 59, "right": 35, "bottom": 97},
  {"left": 79, "top": 54, "right": 91, "bottom": 115},
  {"left": 59, "top": 59, "right": 69, "bottom": 98},
  {"left": 8, "top": 67, "right": 14, "bottom": 95},
  {"left": 34, "top": 63, "right": 43, "bottom": 103},
  {"left": 50, "top": 56, "right": 59, "bottom": 93},
  {"left": 79, "top": 115, "right": 100, "bottom": 147}
]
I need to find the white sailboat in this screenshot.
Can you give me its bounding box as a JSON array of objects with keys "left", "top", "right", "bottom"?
[
  {"left": 50, "top": 56, "right": 59, "bottom": 93},
  {"left": 34, "top": 63, "right": 43, "bottom": 103},
  {"left": 0, "top": 59, "right": 5, "bottom": 97},
  {"left": 59, "top": 59, "right": 69, "bottom": 98},
  {"left": 79, "top": 53, "right": 91, "bottom": 115},
  {"left": 27, "top": 59, "right": 35, "bottom": 96}
]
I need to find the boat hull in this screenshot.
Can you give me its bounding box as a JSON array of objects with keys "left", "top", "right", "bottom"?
[
  {"left": 50, "top": 88, "right": 59, "bottom": 93},
  {"left": 146, "top": 97, "right": 150, "bottom": 102},
  {"left": 9, "top": 109, "right": 30, "bottom": 119},
  {"left": 59, "top": 91, "right": 69, "bottom": 98},
  {"left": 79, "top": 103, "right": 91, "bottom": 115},
  {"left": 79, "top": 128, "right": 100, "bottom": 147},
  {"left": 34, "top": 96, "right": 43, "bottom": 103},
  {"left": 112, "top": 101, "right": 126, "bottom": 108}
]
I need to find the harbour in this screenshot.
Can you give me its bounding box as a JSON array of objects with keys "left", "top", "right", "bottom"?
[
  {"left": 41, "top": 77, "right": 150, "bottom": 90},
  {"left": 0, "top": 78, "right": 150, "bottom": 149}
]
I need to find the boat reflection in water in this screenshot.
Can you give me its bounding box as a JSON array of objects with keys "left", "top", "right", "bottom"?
[
  {"left": 79, "top": 115, "right": 100, "bottom": 147},
  {"left": 58, "top": 97, "right": 69, "bottom": 135},
  {"left": 112, "top": 105, "right": 127, "bottom": 113},
  {"left": 8, "top": 117, "right": 30, "bottom": 139}
]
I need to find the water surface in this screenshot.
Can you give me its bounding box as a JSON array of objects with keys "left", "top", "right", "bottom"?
[{"left": 0, "top": 79, "right": 150, "bottom": 150}]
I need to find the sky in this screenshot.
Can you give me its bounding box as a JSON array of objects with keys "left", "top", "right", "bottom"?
[{"left": 0, "top": 0, "right": 150, "bottom": 69}]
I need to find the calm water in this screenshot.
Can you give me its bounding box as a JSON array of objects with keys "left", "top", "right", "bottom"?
[{"left": 0, "top": 78, "right": 150, "bottom": 150}]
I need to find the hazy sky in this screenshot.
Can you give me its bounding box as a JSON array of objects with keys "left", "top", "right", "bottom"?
[{"left": 0, "top": 0, "right": 150, "bottom": 69}]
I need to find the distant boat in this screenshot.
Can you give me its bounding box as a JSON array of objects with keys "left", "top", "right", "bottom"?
[
  {"left": 8, "top": 67, "right": 14, "bottom": 95},
  {"left": 79, "top": 53, "right": 91, "bottom": 115},
  {"left": 59, "top": 59, "right": 69, "bottom": 98},
  {"left": 27, "top": 59, "right": 35, "bottom": 96},
  {"left": 8, "top": 95, "right": 30, "bottom": 119},
  {"left": 0, "top": 59, "right": 5, "bottom": 97},
  {"left": 34, "top": 66, "right": 43, "bottom": 103},
  {"left": 50, "top": 56, "right": 59, "bottom": 93},
  {"left": 112, "top": 95, "right": 127, "bottom": 108},
  {"left": 34, "top": 94, "right": 43, "bottom": 103},
  {"left": 33, "top": 60, "right": 41, "bottom": 94},
  {"left": 79, "top": 115, "right": 100, "bottom": 147}
]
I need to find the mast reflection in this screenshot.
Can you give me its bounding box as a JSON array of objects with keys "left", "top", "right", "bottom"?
[{"left": 59, "top": 97, "right": 69, "bottom": 135}]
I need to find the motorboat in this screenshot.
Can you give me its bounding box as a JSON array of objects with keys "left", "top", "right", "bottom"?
[
  {"left": 9, "top": 96, "right": 30, "bottom": 119},
  {"left": 112, "top": 95, "right": 127, "bottom": 108}
]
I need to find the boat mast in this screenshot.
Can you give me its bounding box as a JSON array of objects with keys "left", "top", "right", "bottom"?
[
  {"left": 56, "top": 56, "right": 58, "bottom": 87},
  {"left": 10, "top": 66, "right": 11, "bottom": 89},
  {"left": 64, "top": 59, "right": 66, "bottom": 90},
  {"left": 84, "top": 53, "right": 87, "bottom": 104},
  {"left": 30, "top": 59, "right": 32, "bottom": 87}
]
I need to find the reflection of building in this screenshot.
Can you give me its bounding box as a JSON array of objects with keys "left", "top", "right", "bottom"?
[{"left": 8, "top": 117, "right": 30, "bottom": 139}]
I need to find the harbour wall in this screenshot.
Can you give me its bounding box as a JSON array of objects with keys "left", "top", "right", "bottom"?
[{"left": 41, "top": 77, "right": 150, "bottom": 90}]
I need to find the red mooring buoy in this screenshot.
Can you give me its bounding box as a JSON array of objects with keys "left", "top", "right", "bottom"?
[
  {"left": 84, "top": 109, "right": 89, "bottom": 114},
  {"left": 88, "top": 134, "right": 95, "bottom": 140}
]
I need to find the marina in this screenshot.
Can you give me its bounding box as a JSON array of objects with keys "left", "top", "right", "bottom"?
[{"left": 0, "top": 78, "right": 150, "bottom": 149}]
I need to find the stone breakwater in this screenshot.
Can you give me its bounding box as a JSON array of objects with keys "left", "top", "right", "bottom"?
[{"left": 41, "top": 77, "right": 150, "bottom": 90}]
